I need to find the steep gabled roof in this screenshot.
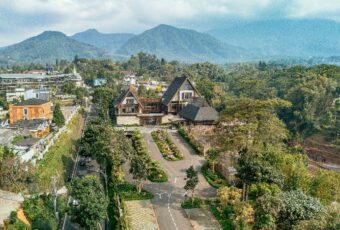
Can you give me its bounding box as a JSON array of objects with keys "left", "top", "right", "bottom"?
[
  {"left": 113, "top": 85, "right": 142, "bottom": 107},
  {"left": 14, "top": 98, "right": 49, "bottom": 106},
  {"left": 179, "top": 101, "right": 218, "bottom": 122},
  {"left": 162, "top": 76, "right": 199, "bottom": 106}
]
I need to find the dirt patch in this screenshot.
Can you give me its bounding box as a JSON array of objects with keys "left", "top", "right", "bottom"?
[{"left": 304, "top": 134, "right": 340, "bottom": 171}]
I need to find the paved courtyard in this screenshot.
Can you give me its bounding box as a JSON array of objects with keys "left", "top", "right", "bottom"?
[
  {"left": 184, "top": 208, "right": 221, "bottom": 230},
  {"left": 125, "top": 200, "right": 159, "bottom": 230}
]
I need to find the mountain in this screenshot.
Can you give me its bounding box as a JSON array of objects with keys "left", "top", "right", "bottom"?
[
  {"left": 116, "top": 24, "right": 247, "bottom": 63},
  {"left": 72, "top": 29, "right": 135, "bottom": 54},
  {"left": 0, "top": 31, "right": 105, "bottom": 65},
  {"left": 208, "top": 19, "right": 340, "bottom": 58}
]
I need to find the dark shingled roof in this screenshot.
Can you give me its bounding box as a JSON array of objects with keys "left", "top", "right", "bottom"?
[
  {"left": 162, "top": 76, "right": 188, "bottom": 106},
  {"left": 15, "top": 98, "right": 48, "bottom": 106},
  {"left": 113, "top": 85, "right": 141, "bottom": 107},
  {"left": 179, "top": 103, "right": 218, "bottom": 122}
]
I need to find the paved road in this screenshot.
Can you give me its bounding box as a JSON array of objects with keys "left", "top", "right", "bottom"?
[{"left": 140, "top": 127, "right": 216, "bottom": 230}]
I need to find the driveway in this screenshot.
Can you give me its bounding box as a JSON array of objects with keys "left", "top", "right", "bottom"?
[{"left": 140, "top": 127, "right": 216, "bottom": 230}]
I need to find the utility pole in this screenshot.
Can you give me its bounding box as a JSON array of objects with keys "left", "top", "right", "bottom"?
[{"left": 51, "top": 176, "right": 59, "bottom": 220}]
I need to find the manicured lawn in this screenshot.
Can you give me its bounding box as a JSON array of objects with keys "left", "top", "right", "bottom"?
[
  {"left": 35, "top": 112, "right": 85, "bottom": 191},
  {"left": 151, "top": 130, "right": 183, "bottom": 161}
]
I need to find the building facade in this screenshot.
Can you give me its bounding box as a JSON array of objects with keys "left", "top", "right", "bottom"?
[
  {"left": 113, "top": 77, "right": 218, "bottom": 125},
  {"left": 9, "top": 98, "right": 52, "bottom": 124}
]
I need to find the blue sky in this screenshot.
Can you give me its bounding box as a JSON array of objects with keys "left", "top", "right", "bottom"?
[{"left": 0, "top": 0, "right": 339, "bottom": 46}]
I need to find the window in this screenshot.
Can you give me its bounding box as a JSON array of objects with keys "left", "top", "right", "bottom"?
[
  {"left": 126, "top": 99, "right": 134, "bottom": 104},
  {"left": 181, "top": 92, "right": 192, "bottom": 100},
  {"left": 23, "top": 108, "right": 28, "bottom": 119}
]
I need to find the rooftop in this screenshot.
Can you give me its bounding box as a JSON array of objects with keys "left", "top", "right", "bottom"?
[
  {"left": 179, "top": 101, "right": 218, "bottom": 122},
  {"left": 14, "top": 98, "right": 49, "bottom": 106}
]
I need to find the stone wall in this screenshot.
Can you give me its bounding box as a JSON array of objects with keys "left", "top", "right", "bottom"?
[{"left": 117, "top": 115, "right": 140, "bottom": 125}]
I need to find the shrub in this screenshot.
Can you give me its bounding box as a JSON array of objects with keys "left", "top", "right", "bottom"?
[
  {"left": 181, "top": 198, "right": 203, "bottom": 209},
  {"left": 131, "top": 130, "right": 168, "bottom": 183},
  {"left": 201, "top": 162, "right": 228, "bottom": 188},
  {"left": 117, "top": 183, "right": 154, "bottom": 200}
]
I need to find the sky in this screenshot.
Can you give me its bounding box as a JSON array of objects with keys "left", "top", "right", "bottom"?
[{"left": 0, "top": 0, "right": 339, "bottom": 46}]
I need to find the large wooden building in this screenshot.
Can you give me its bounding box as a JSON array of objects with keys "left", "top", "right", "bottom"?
[{"left": 113, "top": 77, "right": 218, "bottom": 125}]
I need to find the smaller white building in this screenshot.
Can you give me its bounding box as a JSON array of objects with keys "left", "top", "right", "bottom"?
[
  {"left": 6, "top": 88, "right": 25, "bottom": 102},
  {"left": 24, "top": 87, "right": 50, "bottom": 101}
]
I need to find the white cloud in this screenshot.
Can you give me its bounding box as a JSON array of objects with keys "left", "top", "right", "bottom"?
[{"left": 0, "top": 0, "right": 339, "bottom": 46}]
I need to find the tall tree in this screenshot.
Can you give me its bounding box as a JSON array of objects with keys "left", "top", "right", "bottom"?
[
  {"left": 52, "top": 103, "right": 65, "bottom": 127},
  {"left": 68, "top": 176, "right": 108, "bottom": 229},
  {"left": 129, "top": 156, "right": 147, "bottom": 193},
  {"left": 184, "top": 166, "right": 199, "bottom": 202}
]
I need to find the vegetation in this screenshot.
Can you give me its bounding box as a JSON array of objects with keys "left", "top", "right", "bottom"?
[
  {"left": 68, "top": 176, "right": 108, "bottom": 229},
  {"left": 201, "top": 162, "right": 228, "bottom": 188},
  {"left": 129, "top": 156, "right": 148, "bottom": 193},
  {"left": 151, "top": 130, "right": 183, "bottom": 160},
  {"left": 184, "top": 166, "right": 199, "bottom": 203},
  {"left": 131, "top": 130, "right": 168, "bottom": 182},
  {"left": 52, "top": 103, "right": 65, "bottom": 127},
  {"left": 5, "top": 194, "right": 68, "bottom": 229},
  {"left": 177, "top": 126, "right": 204, "bottom": 155},
  {"left": 181, "top": 198, "right": 203, "bottom": 209},
  {"left": 117, "top": 182, "right": 154, "bottom": 200},
  {"left": 35, "top": 111, "right": 84, "bottom": 191},
  {"left": 0, "top": 149, "right": 33, "bottom": 193}
]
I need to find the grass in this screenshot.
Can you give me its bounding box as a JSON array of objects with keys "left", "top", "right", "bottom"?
[
  {"left": 117, "top": 182, "right": 154, "bottom": 200},
  {"left": 11, "top": 135, "right": 27, "bottom": 145},
  {"left": 35, "top": 111, "right": 85, "bottom": 191},
  {"left": 201, "top": 162, "right": 229, "bottom": 188},
  {"left": 151, "top": 130, "right": 183, "bottom": 161}
]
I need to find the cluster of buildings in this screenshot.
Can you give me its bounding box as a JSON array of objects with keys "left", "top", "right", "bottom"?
[
  {"left": 0, "top": 70, "right": 85, "bottom": 162},
  {"left": 0, "top": 70, "right": 84, "bottom": 94},
  {"left": 113, "top": 76, "right": 218, "bottom": 125}
]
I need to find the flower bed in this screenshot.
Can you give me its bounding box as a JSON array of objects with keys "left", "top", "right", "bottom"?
[
  {"left": 131, "top": 130, "right": 168, "bottom": 182},
  {"left": 151, "top": 130, "right": 183, "bottom": 160}
]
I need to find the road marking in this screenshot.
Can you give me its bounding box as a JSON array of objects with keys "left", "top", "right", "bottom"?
[
  {"left": 167, "top": 193, "right": 179, "bottom": 230},
  {"left": 156, "top": 192, "right": 164, "bottom": 199}
]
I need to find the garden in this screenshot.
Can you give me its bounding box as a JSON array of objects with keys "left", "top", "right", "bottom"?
[
  {"left": 151, "top": 129, "right": 183, "bottom": 160},
  {"left": 131, "top": 130, "right": 168, "bottom": 182}
]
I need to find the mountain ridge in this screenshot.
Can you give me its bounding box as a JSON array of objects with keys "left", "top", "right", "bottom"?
[{"left": 0, "top": 31, "right": 106, "bottom": 65}]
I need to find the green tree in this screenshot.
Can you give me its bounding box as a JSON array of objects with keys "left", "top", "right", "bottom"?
[
  {"left": 254, "top": 194, "right": 283, "bottom": 230},
  {"left": 279, "top": 190, "right": 325, "bottom": 228},
  {"left": 129, "top": 156, "right": 147, "bottom": 193},
  {"left": 184, "top": 166, "right": 199, "bottom": 202},
  {"left": 52, "top": 103, "right": 65, "bottom": 127},
  {"left": 62, "top": 80, "right": 76, "bottom": 94},
  {"left": 68, "top": 176, "right": 108, "bottom": 229},
  {"left": 206, "top": 148, "right": 219, "bottom": 173}
]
